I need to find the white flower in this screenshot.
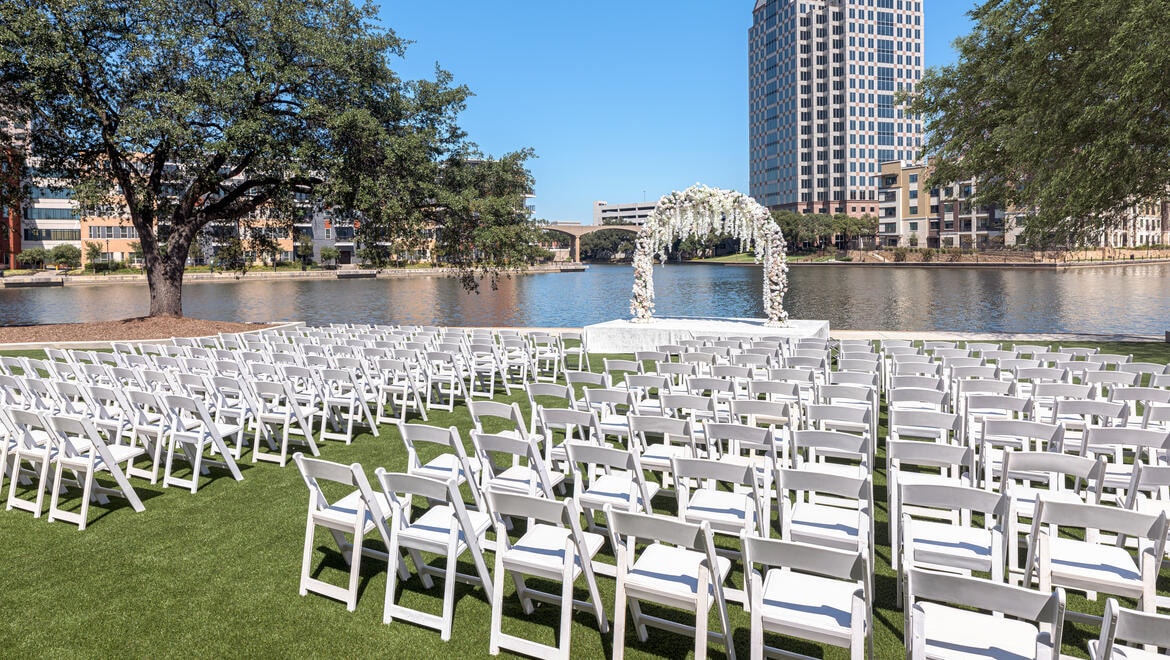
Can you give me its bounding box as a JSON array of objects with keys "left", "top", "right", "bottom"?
[{"left": 629, "top": 184, "right": 789, "bottom": 326}]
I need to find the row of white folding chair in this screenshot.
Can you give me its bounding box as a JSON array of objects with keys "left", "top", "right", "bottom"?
[{"left": 2, "top": 406, "right": 145, "bottom": 529}]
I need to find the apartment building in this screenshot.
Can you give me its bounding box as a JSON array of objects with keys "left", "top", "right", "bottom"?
[{"left": 877, "top": 160, "right": 1006, "bottom": 248}]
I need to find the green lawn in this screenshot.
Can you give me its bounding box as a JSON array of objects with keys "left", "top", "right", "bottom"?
[{"left": 0, "top": 343, "right": 1167, "bottom": 657}]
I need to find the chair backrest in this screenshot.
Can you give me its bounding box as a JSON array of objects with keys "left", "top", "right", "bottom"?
[
  {"left": 980, "top": 418, "right": 1066, "bottom": 454},
  {"left": 1001, "top": 451, "right": 1105, "bottom": 502},
  {"left": 900, "top": 482, "right": 1009, "bottom": 521},
  {"left": 1030, "top": 499, "right": 1167, "bottom": 565},
  {"left": 607, "top": 507, "right": 716, "bottom": 558},
  {"left": 887, "top": 409, "right": 962, "bottom": 443},
  {"left": 1081, "top": 426, "right": 1170, "bottom": 457},
  {"left": 293, "top": 452, "right": 386, "bottom": 527},
  {"left": 469, "top": 400, "right": 525, "bottom": 436},
  {"left": 888, "top": 387, "right": 950, "bottom": 411},
  {"left": 537, "top": 405, "right": 600, "bottom": 444},
  {"left": 777, "top": 466, "right": 870, "bottom": 511},
  {"left": 905, "top": 568, "right": 1065, "bottom": 645},
  {"left": 792, "top": 429, "right": 869, "bottom": 471},
  {"left": 471, "top": 430, "right": 556, "bottom": 498},
  {"left": 1094, "top": 598, "right": 1170, "bottom": 658},
  {"left": 887, "top": 440, "right": 974, "bottom": 485}
]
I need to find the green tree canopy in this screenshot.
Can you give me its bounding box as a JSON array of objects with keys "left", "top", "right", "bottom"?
[
  {"left": 911, "top": 0, "right": 1170, "bottom": 245},
  {"left": 0, "top": 0, "right": 538, "bottom": 316}
]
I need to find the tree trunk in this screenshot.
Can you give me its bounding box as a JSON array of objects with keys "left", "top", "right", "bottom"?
[{"left": 146, "top": 254, "right": 184, "bottom": 317}]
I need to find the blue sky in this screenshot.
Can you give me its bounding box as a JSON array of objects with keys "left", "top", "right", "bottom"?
[{"left": 379, "top": 1, "right": 977, "bottom": 222}]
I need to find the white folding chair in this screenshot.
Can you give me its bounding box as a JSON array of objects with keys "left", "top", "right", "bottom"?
[
  {"left": 1026, "top": 498, "right": 1167, "bottom": 623},
  {"left": 743, "top": 535, "right": 871, "bottom": 660},
  {"left": 398, "top": 422, "right": 483, "bottom": 512},
  {"left": 565, "top": 441, "right": 658, "bottom": 534},
  {"left": 47, "top": 414, "right": 145, "bottom": 530},
  {"left": 377, "top": 470, "right": 493, "bottom": 641},
  {"left": 905, "top": 568, "right": 1065, "bottom": 660},
  {"left": 5, "top": 407, "right": 58, "bottom": 517},
  {"left": 1089, "top": 598, "right": 1170, "bottom": 659},
  {"left": 470, "top": 430, "right": 563, "bottom": 499},
  {"left": 293, "top": 453, "right": 395, "bottom": 611},
  {"left": 487, "top": 491, "right": 608, "bottom": 659},
  {"left": 251, "top": 379, "right": 320, "bottom": 466},
  {"left": 376, "top": 357, "right": 429, "bottom": 423},
  {"left": 606, "top": 507, "right": 735, "bottom": 660},
  {"left": 163, "top": 394, "right": 245, "bottom": 493},
  {"left": 896, "top": 482, "right": 1011, "bottom": 607}
]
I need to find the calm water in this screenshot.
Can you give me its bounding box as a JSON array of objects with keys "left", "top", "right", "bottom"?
[{"left": 1, "top": 263, "right": 1168, "bottom": 333}]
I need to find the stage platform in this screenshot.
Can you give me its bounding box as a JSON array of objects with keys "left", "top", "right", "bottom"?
[{"left": 583, "top": 317, "right": 830, "bottom": 354}]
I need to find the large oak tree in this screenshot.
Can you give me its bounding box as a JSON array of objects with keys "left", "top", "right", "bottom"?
[
  {"left": 911, "top": 0, "right": 1170, "bottom": 246},
  {"left": 0, "top": 0, "right": 538, "bottom": 315}
]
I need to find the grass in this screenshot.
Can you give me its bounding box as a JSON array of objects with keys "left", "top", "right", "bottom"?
[{"left": 0, "top": 342, "right": 1168, "bottom": 657}]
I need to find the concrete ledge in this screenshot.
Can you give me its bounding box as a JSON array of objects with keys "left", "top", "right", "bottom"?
[{"left": 584, "top": 317, "right": 830, "bottom": 353}]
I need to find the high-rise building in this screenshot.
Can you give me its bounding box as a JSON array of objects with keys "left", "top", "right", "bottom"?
[{"left": 749, "top": 0, "right": 925, "bottom": 216}]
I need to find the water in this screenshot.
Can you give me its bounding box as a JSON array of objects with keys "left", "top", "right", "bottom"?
[{"left": 1, "top": 262, "right": 1168, "bottom": 333}]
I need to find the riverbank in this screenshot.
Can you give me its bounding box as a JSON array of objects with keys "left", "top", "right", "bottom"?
[
  {"left": 0, "top": 262, "right": 586, "bottom": 288},
  {"left": 691, "top": 249, "right": 1170, "bottom": 269}
]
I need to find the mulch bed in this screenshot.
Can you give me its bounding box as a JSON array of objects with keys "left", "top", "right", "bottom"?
[{"left": 0, "top": 317, "right": 276, "bottom": 345}]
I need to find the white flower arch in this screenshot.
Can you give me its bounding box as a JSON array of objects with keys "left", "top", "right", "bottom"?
[{"left": 630, "top": 184, "right": 789, "bottom": 326}]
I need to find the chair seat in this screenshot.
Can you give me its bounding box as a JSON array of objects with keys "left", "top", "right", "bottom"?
[
  {"left": 1047, "top": 537, "right": 1143, "bottom": 594},
  {"left": 909, "top": 520, "right": 995, "bottom": 572},
  {"left": 312, "top": 490, "right": 392, "bottom": 533},
  {"left": 501, "top": 523, "right": 605, "bottom": 581},
  {"left": 626, "top": 543, "right": 732, "bottom": 610},
  {"left": 489, "top": 466, "right": 564, "bottom": 495},
  {"left": 413, "top": 454, "right": 478, "bottom": 484},
  {"left": 682, "top": 489, "right": 756, "bottom": 534},
  {"left": 914, "top": 601, "right": 1051, "bottom": 660},
  {"left": 759, "top": 568, "right": 861, "bottom": 645},
  {"left": 789, "top": 503, "right": 864, "bottom": 551},
  {"left": 640, "top": 444, "right": 690, "bottom": 470},
  {"left": 1011, "top": 487, "right": 1083, "bottom": 520},
  {"left": 579, "top": 474, "right": 658, "bottom": 511},
  {"left": 1094, "top": 645, "right": 1163, "bottom": 660},
  {"left": 398, "top": 506, "right": 492, "bottom": 554}
]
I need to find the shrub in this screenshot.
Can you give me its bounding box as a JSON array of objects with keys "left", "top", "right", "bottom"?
[
  {"left": 892, "top": 247, "right": 909, "bottom": 262},
  {"left": 921, "top": 249, "right": 934, "bottom": 262}
]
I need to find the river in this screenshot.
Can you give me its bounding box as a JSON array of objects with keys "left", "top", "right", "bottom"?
[{"left": 1, "top": 263, "right": 1168, "bottom": 333}]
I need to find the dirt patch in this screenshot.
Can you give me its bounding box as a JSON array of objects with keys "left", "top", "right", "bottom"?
[{"left": 0, "top": 317, "right": 275, "bottom": 345}]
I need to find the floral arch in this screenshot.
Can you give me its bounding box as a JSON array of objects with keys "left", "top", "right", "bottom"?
[{"left": 630, "top": 184, "right": 789, "bottom": 326}]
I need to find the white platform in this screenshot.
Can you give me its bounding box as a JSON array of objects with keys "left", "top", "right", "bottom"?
[{"left": 583, "top": 317, "right": 830, "bottom": 354}]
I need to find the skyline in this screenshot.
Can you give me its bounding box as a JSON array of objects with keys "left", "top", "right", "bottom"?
[{"left": 380, "top": 1, "right": 977, "bottom": 223}]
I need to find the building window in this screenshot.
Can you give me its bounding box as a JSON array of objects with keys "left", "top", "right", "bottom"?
[{"left": 23, "top": 228, "right": 81, "bottom": 241}]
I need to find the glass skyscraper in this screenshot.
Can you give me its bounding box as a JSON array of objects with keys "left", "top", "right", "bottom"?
[{"left": 749, "top": 0, "right": 924, "bottom": 216}]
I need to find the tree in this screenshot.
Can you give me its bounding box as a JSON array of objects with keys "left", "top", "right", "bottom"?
[
  {"left": 16, "top": 247, "right": 47, "bottom": 269},
  {"left": 50, "top": 243, "right": 80, "bottom": 269},
  {"left": 319, "top": 246, "right": 340, "bottom": 267},
  {"left": 428, "top": 149, "right": 550, "bottom": 290},
  {"left": 295, "top": 233, "right": 314, "bottom": 270},
  {"left": 83, "top": 241, "right": 103, "bottom": 273},
  {"left": 910, "top": 0, "right": 1170, "bottom": 244},
  {"left": 0, "top": 0, "right": 501, "bottom": 317}
]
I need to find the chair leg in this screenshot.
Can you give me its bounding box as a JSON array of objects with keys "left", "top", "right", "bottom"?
[
  {"left": 347, "top": 528, "right": 364, "bottom": 612},
  {"left": 613, "top": 574, "right": 628, "bottom": 659},
  {"left": 489, "top": 549, "right": 506, "bottom": 655},
  {"left": 440, "top": 550, "right": 457, "bottom": 641}
]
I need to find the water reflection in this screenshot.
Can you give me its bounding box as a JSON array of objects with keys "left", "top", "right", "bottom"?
[{"left": 1, "top": 263, "right": 1168, "bottom": 333}]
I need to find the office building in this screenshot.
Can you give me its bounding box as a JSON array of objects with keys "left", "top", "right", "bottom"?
[{"left": 749, "top": 0, "right": 925, "bottom": 216}]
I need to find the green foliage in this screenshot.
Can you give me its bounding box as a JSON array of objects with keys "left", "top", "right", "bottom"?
[
  {"left": 15, "top": 247, "right": 46, "bottom": 269},
  {"left": 579, "top": 228, "right": 636, "bottom": 261},
  {"left": 0, "top": 0, "right": 503, "bottom": 315},
  {"left": 83, "top": 241, "right": 103, "bottom": 273},
  {"left": 295, "top": 233, "right": 314, "bottom": 270},
  {"left": 430, "top": 149, "right": 549, "bottom": 290},
  {"left": 49, "top": 242, "right": 80, "bottom": 269},
  {"left": 772, "top": 210, "right": 878, "bottom": 251},
  {"left": 911, "top": 0, "right": 1170, "bottom": 245},
  {"left": 319, "top": 246, "right": 340, "bottom": 265}
]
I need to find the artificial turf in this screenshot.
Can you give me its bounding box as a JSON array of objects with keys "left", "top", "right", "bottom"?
[{"left": 0, "top": 341, "right": 1167, "bottom": 658}]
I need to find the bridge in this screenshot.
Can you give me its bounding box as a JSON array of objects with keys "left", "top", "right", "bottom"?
[{"left": 543, "top": 223, "right": 640, "bottom": 262}]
